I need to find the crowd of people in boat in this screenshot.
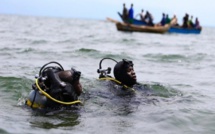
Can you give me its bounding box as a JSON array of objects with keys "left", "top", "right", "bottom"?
[{"left": 122, "top": 3, "right": 201, "bottom": 29}]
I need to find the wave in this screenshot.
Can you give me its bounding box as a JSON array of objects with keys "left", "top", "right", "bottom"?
[
  {"left": 0, "top": 76, "right": 33, "bottom": 100},
  {"left": 143, "top": 53, "right": 208, "bottom": 63},
  {"left": 77, "top": 48, "right": 133, "bottom": 60},
  {"left": 144, "top": 53, "right": 186, "bottom": 63}
]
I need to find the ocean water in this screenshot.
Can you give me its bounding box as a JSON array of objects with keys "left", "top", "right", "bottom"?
[{"left": 0, "top": 14, "right": 215, "bottom": 134}]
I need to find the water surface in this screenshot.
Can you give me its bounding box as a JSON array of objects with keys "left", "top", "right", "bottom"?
[{"left": 0, "top": 14, "right": 215, "bottom": 134}]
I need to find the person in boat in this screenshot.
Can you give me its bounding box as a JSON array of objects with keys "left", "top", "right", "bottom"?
[
  {"left": 144, "top": 11, "right": 154, "bottom": 26},
  {"left": 26, "top": 61, "right": 82, "bottom": 111},
  {"left": 122, "top": 3, "right": 128, "bottom": 21},
  {"left": 194, "top": 17, "right": 201, "bottom": 29},
  {"left": 182, "top": 13, "right": 189, "bottom": 28},
  {"left": 165, "top": 14, "right": 171, "bottom": 24},
  {"left": 135, "top": 9, "right": 145, "bottom": 22},
  {"left": 188, "top": 15, "right": 194, "bottom": 28},
  {"left": 128, "top": 3, "right": 134, "bottom": 23},
  {"left": 97, "top": 58, "right": 152, "bottom": 95},
  {"left": 171, "top": 15, "right": 179, "bottom": 26},
  {"left": 160, "top": 13, "right": 166, "bottom": 26},
  {"left": 156, "top": 13, "right": 166, "bottom": 26}
]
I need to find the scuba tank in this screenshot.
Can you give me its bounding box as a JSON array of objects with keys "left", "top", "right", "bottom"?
[{"left": 26, "top": 90, "right": 47, "bottom": 109}]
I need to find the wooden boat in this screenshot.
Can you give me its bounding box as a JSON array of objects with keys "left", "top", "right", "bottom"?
[
  {"left": 168, "top": 26, "right": 202, "bottom": 34},
  {"left": 107, "top": 17, "right": 171, "bottom": 34}
]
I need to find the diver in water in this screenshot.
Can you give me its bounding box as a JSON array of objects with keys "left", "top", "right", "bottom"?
[
  {"left": 26, "top": 61, "right": 82, "bottom": 111},
  {"left": 113, "top": 59, "right": 136, "bottom": 87},
  {"left": 97, "top": 58, "right": 152, "bottom": 95}
]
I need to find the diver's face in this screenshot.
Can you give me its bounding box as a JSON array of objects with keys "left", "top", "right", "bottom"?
[{"left": 126, "top": 66, "right": 136, "bottom": 82}]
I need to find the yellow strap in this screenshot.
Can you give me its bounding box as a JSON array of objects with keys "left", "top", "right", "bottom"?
[
  {"left": 99, "top": 77, "right": 135, "bottom": 92},
  {"left": 35, "top": 79, "right": 82, "bottom": 105},
  {"left": 26, "top": 99, "right": 44, "bottom": 109}
]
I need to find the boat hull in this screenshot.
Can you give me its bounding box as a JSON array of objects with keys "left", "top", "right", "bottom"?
[
  {"left": 168, "top": 26, "right": 202, "bottom": 34},
  {"left": 116, "top": 22, "right": 169, "bottom": 34}
]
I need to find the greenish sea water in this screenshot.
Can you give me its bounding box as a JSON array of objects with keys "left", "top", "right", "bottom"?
[{"left": 0, "top": 14, "right": 215, "bottom": 134}]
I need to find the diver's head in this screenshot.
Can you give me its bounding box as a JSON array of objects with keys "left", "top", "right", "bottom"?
[
  {"left": 114, "top": 59, "right": 137, "bottom": 87},
  {"left": 58, "top": 68, "right": 82, "bottom": 96}
]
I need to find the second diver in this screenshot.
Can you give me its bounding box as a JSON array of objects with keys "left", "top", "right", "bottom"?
[{"left": 97, "top": 58, "right": 152, "bottom": 95}]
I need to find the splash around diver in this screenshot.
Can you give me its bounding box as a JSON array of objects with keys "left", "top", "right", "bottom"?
[{"left": 25, "top": 61, "right": 83, "bottom": 112}]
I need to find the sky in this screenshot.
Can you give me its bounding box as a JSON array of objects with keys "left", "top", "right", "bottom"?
[{"left": 0, "top": 0, "right": 214, "bottom": 27}]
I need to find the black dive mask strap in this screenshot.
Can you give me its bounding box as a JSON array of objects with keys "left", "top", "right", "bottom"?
[{"left": 71, "top": 68, "right": 81, "bottom": 82}]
